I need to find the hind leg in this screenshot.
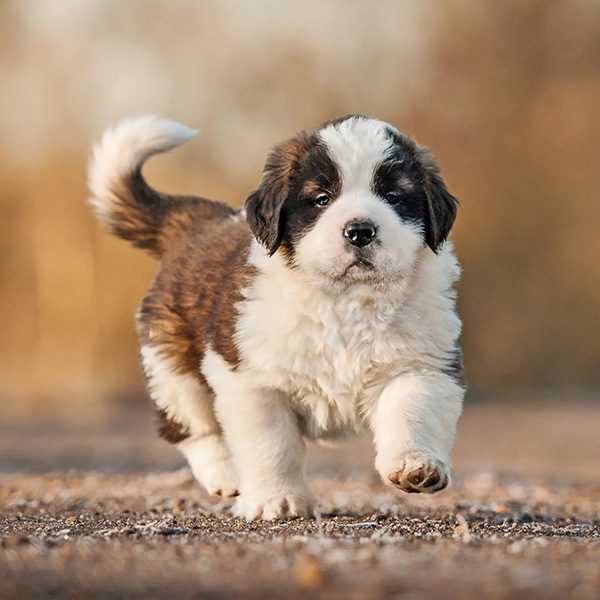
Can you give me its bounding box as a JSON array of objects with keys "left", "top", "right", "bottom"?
[
  {"left": 141, "top": 344, "right": 239, "bottom": 497},
  {"left": 178, "top": 433, "right": 239, "bottom": 498}
]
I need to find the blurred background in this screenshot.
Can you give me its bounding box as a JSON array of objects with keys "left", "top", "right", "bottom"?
[{"left": 1, "top": 0, "right": 599, "bottom": 425}]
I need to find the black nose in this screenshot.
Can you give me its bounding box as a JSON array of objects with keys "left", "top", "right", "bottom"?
[{"left": 344, "top": 220, "right": 377, "bottom": 247}]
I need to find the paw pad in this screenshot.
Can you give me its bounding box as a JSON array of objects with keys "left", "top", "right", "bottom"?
[{"left": 386, "top": 453, "right": 449, "bottom": 494}]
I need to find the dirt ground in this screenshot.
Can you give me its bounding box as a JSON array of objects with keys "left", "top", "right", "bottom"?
[{"left": 1, "top": 402, "right": 599, "bottom": 599}]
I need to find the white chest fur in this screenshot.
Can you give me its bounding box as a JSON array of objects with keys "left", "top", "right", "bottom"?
[{"left": 233, "top": 242, "right": 461, "bottom": 439}]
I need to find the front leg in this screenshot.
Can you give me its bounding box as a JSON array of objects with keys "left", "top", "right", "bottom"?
[
  {"left": 371, "top": 372, "right": 464, "bottom": 494},
  {"left": 204, "top": 350, "right": 315, "bottom": 520}
]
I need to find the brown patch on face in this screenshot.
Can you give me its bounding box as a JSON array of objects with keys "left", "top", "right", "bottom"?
[
  {"left": 245, "top": 131, "right": 316, "bottom": 255},
  {"left": 269, "top": 132, "right": 315, "bottom": 184},
  {"left": 154, "top": 407, "right": 190, "bottom": 443},
  {"left": 398, "top": 175, "right": 415, "bottom": 192},
  {"left": 383, "top": 129, "right": 458, "bottom": 252},
  {"left": 137, "top": 214, "right": 256, "bottom": 379},
  {"left": 247, "top": 127, "right": 345, "bottom": 265},
  {"left": 300, "top": 180, "right": 324, "bottom": 198}
]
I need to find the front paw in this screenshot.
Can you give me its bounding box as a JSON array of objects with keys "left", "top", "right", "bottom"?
[
  {"left": 234, "top": 490, "right": 316, "bottom": 521},
  {"left": 383, "top": 452, "right": 450, "bottom": 494}
]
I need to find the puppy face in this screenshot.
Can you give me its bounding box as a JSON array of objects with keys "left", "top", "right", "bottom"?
[{"left": 246, "top": 115, "right": 457, "bottom": 285}]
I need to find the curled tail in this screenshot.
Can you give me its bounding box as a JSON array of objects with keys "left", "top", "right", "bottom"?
[{"left": 88, "top": 116, "right": 234, "bottom": 258}]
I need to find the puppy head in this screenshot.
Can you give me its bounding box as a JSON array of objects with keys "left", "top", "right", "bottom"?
[{"left": 245, "top": 115, "right": 457, "bottom": 285}]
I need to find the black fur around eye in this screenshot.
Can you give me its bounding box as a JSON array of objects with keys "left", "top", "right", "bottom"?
[
  {"left": 314, "top": 194, "right": 330, "bottom": 207},
  {"left": 384, "top": 191, "right": 402, "bottom": 205}
]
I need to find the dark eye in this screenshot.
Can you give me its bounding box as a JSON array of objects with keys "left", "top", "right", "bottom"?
[
  {"left": 314, "top": 194, "right": 330, "bottom": 207},
  {"left": 384, "top": 191, "right": 402, "bottom": 205}
]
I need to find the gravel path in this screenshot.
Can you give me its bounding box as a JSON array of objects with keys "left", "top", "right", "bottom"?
[{"left": 1, "top": 404, "right": 599, "bottom": 599}]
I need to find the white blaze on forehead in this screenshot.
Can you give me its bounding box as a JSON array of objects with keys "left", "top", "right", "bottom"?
[{"left": 318, "top": 118, "right": 397, "bottom": 192}]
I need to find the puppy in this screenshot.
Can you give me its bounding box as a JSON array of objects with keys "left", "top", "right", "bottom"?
[{"left": 88, "top": 115, "right": 465, "bottom": 520}]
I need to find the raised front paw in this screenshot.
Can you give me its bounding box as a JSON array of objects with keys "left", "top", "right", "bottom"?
[
  {"left": 234, "top": 490, "right": 316, "bottom": 521},
  {"left": 384, "top": 452, "right": 450, "bottom": 494}
]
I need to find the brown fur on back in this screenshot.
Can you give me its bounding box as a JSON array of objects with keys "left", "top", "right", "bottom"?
[
  {"left": 109, "top": 171, "right": 236, "bottom": 258},
  {"left": 137, "top": 206, "right": 255, "bottom": 382}
]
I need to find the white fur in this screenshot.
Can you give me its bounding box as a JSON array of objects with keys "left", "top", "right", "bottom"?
[
  {"left": 88, "top": 115, "right": 197, "bottom": 222},
  {"left": 140, "top": 345, "right": 238, "bottom": 497},
  {"left": 199, "top": 234, "right": 463, "bottom": 518},
  {"left": 178, "top": 434, "right": 239, "bottom": 498},
  {"left": 234, "top": 241, "right": 461, "bottom": 434},
  {"left": 203, "top": 349, "right": 315, "bottom": 519},
  {"left": 295, "top": 192, "right": 423, "bottom": 284},
  {"left": 141, "top": 344, "right": 216, "bottom": 437},
  {"left": 373, "top": 373, "right": 463, "bottom": 485},
  {"left": 318, "top": 117, "right": 397, "bottom": 190}
]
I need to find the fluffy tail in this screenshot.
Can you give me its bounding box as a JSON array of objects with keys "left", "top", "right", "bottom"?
[{"left": 88, "top": 116, "right": 232, "bottom": 258}]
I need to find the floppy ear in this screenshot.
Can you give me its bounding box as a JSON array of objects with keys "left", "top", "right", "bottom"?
[
  {"left": 245, "top": 132, "right": 311, "bottom": 255},
  {"left": 418, "top": 148, "right": 458, "bottom": 252},
  {"left": 245, "top": 174, "right": 287, "bottom": 256}
]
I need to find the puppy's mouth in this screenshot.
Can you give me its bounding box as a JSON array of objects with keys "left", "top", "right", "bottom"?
[
  {"left": 338, "top": 258, "right": 378, "bottom": 281},
  {"left": 347, "top": 258, "right": 374, "bottom": 271}
]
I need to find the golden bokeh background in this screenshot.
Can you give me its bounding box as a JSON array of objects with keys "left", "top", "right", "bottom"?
[{"left": 1, "top": 0, "right": 599, "bottom": 420}]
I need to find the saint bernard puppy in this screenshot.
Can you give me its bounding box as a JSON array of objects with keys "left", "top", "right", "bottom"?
[{"left": 88, "top": 114, "right": 465, "bottom": 520}]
